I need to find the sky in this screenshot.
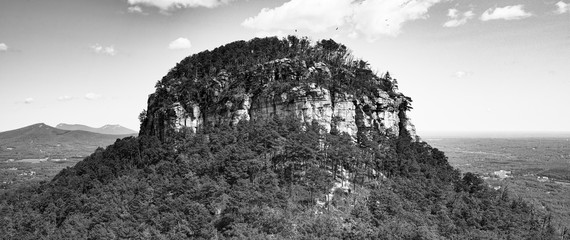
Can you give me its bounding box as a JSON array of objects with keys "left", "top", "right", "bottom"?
[{"left": 0, "top": 0, "right": 569, "bottom": 136}]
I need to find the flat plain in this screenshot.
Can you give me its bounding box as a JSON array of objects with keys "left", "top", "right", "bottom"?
[
  {"left": 0, "top": 158, "right": 82, "bottom": 192},
  {"left": 426, "top": 137, "right": 570, "bottom": 229}
]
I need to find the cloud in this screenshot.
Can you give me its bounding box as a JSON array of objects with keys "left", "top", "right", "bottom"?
[
  {"left": 455, "top": 71, "right": 466, "bottom": 78},
  {"left": 57, "top": 95, "right": 73, "bottom": 101},
  {"left": 242, "top": 0, "right": 443, "bottom": 41},
  {"left": 443, "top": 9, "right": 474, "bottom": 27},
  {"left": 351, "top": 0, "right": 442, "bottom": 39},
  {"left": 481, "top": 5, "right": 532, "bottom": 21},
  {"left": 85, "top": 93, "right": 101, "bottom": 100},
  {"left": 242, "top": 0, "right": 353, "bottom": 33},
  {"left": 555, "top": 1, "right": 570, "bottom": 14},
  {"left": 128, "top": 5, "right": 147, "bottom": 14},
  {"left": 348, "top": 31, "right": 359, "bottom": 39},
  {"left": 90, "top": 44, "right": 116, "bottom": 56},
  {"left": 168, "top": 37, "right": 192, "bottom": 50},
  {"left": 0, "top": 43, "right": 7, "bottom": 51},
  {"left": 127, "top": 0, "right": 231, "bottom": 11},
  {"left": 454, "top": 71, "right": 472, "bottom": 78},
  {"left": 24, "top": 98, "right": 34, "bottom": 104}
]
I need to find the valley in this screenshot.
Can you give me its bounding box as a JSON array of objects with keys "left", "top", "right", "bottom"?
[
  {"left": 426, "top": 137, "right": 570, "bottom": 229},
  {"left": 0, "top": 157, "right": 82, "bottom": 192},
  {"left": 0, "top": 123, "right": 136, "bottom": 192}
]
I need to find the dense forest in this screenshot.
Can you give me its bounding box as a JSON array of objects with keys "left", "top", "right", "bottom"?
[
  {"left": 1, "top": 36, "right": 568, "bottom": 239},
  {"left": 1, "top": 118, "right": 564, "bottom": 239}
]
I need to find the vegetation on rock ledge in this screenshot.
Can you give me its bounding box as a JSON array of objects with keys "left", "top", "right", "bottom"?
[{"left": 139, "top": 36, "right": 410, "bottom": 140}]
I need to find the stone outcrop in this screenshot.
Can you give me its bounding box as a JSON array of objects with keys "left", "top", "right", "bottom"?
[
  {"left": 155, "top": 81, "right": 417, "bottom": 140},
  {"left": 139, "top": 37, "right": 418, "bottom": 141}
]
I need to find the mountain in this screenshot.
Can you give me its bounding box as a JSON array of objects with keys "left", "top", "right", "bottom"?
[
  {"left": 1, "top": 37, "right": 564, "bottom": 239},
  {"left": 0, "top": 123, "right": 135, "bottom": 160},
  {"left": 140, "top": 37, "right": 416, "bottom": 142},
  {"left": 56, "top": 123, "right": 137, "bottom": 135}
]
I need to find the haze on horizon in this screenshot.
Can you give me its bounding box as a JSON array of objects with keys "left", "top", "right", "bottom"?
[{"left": 1, "top": 0, "right": 569, "bottom": 135}]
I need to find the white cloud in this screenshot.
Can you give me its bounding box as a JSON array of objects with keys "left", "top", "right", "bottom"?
[
  {"left": 168, "top": 37, "right": 192, "bottom": 50},
  {"left": 454, "top": 71, "right": 467, "bottom": 78},
  {"left": 351, "top": 0, "right": 442, "bottom": 40},
  {"left": 24, "top": 98, "right": 34, "bottom": 104},
  {"left": 481, "top": 5, "right": 532, "bottom": 21},
  {"left": 90, "top": 44, "right": 116, "bottom": 56},
  {"left": 348, "top": 31, "right": 359, "bottom": 39},
  {"left": 85, "top": 93, "right": 101, "bottom": 100},
  {"left": 0, "top": 43, "right": 7, "bottom": 51},
  {"left": 448, "top": 8, "right": 459, "bottom": 18},
  {"left": 242, "top": 0, "right": 443, "bottom": 41},
  {"left": 127, "top": 0, "right": 231, "bottom": 11},
  {"left": 57, "top": 95, "right": 73, "bottom": 101},
  {"left": 555, "top": 1, "right": 570, "bottom": 14},
  {"left": 443, "top": 9, "right": 474, "bottom": 27},
  {"left": 128, "top": 6, "right": 147, "bottom": 14},
  {"left": 242, "top": 0, "right": 353, "bottom": 33}
]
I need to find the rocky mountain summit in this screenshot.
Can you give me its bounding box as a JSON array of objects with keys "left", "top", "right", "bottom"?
[
  {"left": 140, "top": 36, "right": 417, "bottom": 141},
  {"left": 2, "top": 36, "right": 562, "bottom": 239}
]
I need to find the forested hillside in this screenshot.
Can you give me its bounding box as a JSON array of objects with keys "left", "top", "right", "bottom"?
[
  {"left": 1, "top": 36, "right": 566, "bottom": 239},
  {"left": 1, "top": 119, "right": 561, "bottom": 239}
]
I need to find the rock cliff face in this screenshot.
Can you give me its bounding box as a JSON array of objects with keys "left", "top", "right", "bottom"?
[{"left": 139, "top": 37, "right": 417, "bottom": 141}]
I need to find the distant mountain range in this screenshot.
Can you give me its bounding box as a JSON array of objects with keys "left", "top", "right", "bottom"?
[
  {"left": 0, "top": 123, "right": 136, "bottom": 160},
  {"left": 56, "top": 123, "right": 137, "bottom": 135}
]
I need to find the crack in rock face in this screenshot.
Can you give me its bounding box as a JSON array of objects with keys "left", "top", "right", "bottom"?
[
  {"left": 164, "top": 81, "right": 416, "bottom": 141},
  {"left": 139, "top": 38, "right": 418, "bottom": 142}
]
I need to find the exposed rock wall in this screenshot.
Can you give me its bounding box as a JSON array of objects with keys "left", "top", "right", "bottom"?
[
  {"left": 139, "top": 40, "right": 419, "bottom": 141},
  {"left": 157, "top": 82, "right": 417, "bottom": 140}
]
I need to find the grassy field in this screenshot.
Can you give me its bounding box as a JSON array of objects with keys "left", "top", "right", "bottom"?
[{"left": 426, "top": 137, "right": 570, "bottom": 229}]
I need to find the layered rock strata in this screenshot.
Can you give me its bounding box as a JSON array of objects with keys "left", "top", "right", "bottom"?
[
  {"left": 140, "top": 38, "right": 418, "bottom": 141},
  {"left": 146, "top": 82, "right": 417, "bottom": 140}
]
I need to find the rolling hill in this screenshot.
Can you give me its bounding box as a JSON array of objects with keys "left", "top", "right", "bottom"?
[
  {"left": 0, "top": 123, "right": 135, "bottom": 160},
  {"left": 56, "top": 123, "right": 137, "bottom": 135}
]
